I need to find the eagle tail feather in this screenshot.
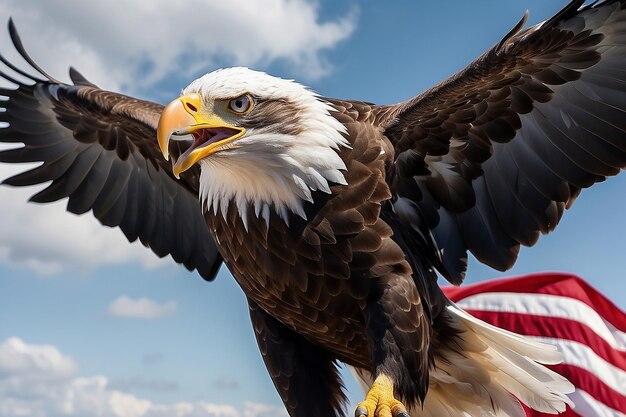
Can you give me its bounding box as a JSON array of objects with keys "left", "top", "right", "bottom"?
[
  {"left": 349, "top": 304, "right": 574, "bottom": 417},
  {"left": 425, "top": 304, "right": 574, "bottom": 417}
]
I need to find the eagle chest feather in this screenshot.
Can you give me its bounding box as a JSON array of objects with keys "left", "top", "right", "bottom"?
[{"left": 203, "top": 112, "right": 400, "bottom": 367}]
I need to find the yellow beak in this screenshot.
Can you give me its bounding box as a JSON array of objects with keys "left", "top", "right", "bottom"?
[{"left": 157, "top": 93, "right": 245, "bottom": 178}]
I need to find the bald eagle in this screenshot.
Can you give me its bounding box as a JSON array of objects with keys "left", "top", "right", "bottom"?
[{"left": 1, "top": 1, "right": 625, "bottom": 416}]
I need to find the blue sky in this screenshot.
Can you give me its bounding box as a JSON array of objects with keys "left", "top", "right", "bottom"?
[{"left": 0, "top": 1, "right": 625, "bottom": 416}]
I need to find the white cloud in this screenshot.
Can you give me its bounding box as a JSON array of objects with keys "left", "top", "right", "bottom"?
[
  {"left": 243, "top": 402, "right": 288, "bottom": 417},
  {"left": 0, "top": 338, "right": 77, "bottom": 379},
  {"left": 0, "top": 337, "right": 285, "bottom": 417},
  {"left": 0, "top": 160, "right": 172, "bottom": 276},
  {"left": 108, "top": 296, "right": 177, "bottom": 319},
  {"left": 0, "top": 0, "right": 357, "bottom": 92},
  {"left": 109, "top": 377, "right": 178, "bottom": 393}
]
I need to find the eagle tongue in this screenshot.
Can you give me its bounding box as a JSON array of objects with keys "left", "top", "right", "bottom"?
[
  {"left": 197, "top": 127, "right": 233, "bottom": 148},
  {"left": 172, "top": 127, "right": 238, "bottom": 168}
]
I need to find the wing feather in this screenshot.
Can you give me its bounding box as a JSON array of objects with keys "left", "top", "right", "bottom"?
[
  {"left": 0, "top": 21, "right": 222, "bottom": 280},
  {"left": 377, "top": 0, "right": 626, "bottom": 282}
]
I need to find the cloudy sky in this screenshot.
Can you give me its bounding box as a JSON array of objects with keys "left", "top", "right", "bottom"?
[{"left": 0, "top": 1, "right": 625, "bottom": 417}]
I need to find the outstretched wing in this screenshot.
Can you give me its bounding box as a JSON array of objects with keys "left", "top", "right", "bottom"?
[
  {"left": 376, "top": 0, "right": 626, "bottom": 284},
  {"left": 0, "top": 20, "right": 222, "bottom": 280}
]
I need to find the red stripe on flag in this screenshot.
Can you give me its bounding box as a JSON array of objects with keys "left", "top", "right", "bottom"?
[
  {"left": 443, "top": 273, "right": 626, "bottom": 417},
  {"left": 463, "top": 311, "right": 626, "bottom": 371},
  {"left": 521, "top": 404, "right": 578, "bottom": 417},
  {"left": 549, "top": 364, "right": 626, "bottom": 414},
  {"left": 444, "top": 273, "right": 626, "bottom": 332}
]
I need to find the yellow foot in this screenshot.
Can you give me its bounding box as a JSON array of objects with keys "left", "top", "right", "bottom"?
[{"left": 355, "top": 374, "right": 409, "bottom": 417}]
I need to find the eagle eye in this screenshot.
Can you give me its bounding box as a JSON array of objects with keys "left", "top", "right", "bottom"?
[{"left": 228, "top": 94, "right": 252, "bottom": 114}]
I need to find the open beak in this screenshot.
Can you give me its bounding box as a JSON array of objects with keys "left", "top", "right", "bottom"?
[{"left": 157, "top": 93, "right": 245, "bottom": 178}]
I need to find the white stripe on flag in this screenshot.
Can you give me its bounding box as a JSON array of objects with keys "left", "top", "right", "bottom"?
[
  {"left": 527, "top": 336, "right": 626, "bottom": 397},
  {"left": 571, "top": 390, "right": 626, "bottom": 417},
  {"left": 456, "top": 292, "right": 626, "bottom": 351}
]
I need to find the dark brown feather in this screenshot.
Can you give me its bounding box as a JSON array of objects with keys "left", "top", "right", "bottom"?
[
  {"left": 0, "top": 23, "right": 222, "bottom": 280},
  {"left": 374, "top": 0, "right": 626, "bottom": 283},
  {"left": 249, "top": 300, "right": 347, "bottom": 417}
]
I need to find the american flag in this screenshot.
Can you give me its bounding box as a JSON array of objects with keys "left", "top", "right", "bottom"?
[{"left": 443, "top": 273, "right": 626, "bottom": 417}]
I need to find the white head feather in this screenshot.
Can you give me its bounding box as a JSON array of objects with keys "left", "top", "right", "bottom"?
[{"left": 182, "top": 67, "right": 349, "bottom": 228}]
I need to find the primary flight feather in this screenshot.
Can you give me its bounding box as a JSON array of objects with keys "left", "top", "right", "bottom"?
[{"left": 1, "top": 1, "right": 625, "bottom": 416}]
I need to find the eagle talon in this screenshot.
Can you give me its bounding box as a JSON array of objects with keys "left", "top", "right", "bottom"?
[
  {"left": 355, "top": 406, "right": 368, "bottom": 417},
  {"left": 356, "top": 374, "right": 409, "bottom": 417}
]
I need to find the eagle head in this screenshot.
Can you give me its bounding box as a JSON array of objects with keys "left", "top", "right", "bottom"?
[{"left": 157, "top": 67, "right": 349, "bottom": 225}]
